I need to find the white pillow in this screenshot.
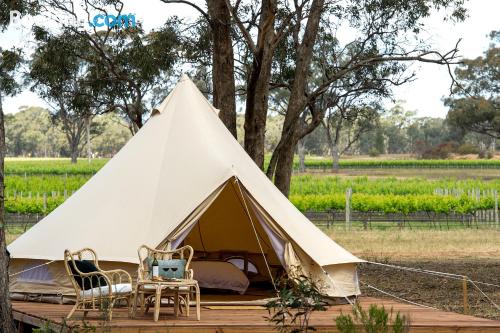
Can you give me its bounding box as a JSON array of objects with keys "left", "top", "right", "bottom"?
[
  {"left": 191, "top": 261, "right": 250, "bottom": 294},
  {"left": 80, "top": 283, "right": 132, "bottom": 298}
]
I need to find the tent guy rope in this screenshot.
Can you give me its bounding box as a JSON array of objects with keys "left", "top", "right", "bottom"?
[
  {"left": 9, "top": 260, "right": 57, "bottom": 277},
  {"left": 360, "top": 281, "right": 437, "bottom": 309},
  {"left": 367, "top": 261, "right": 500, "bottom": 287},
  {"left": 233, "top": 177, "right": 278, "bottom": 292}
]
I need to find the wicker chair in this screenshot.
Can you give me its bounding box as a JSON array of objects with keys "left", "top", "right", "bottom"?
[
  {"left": 63, "top": 248, "right": 133, "bottom": 320},
  {"left": 134, "top": 244, "right": 197, "bottom": 318}
]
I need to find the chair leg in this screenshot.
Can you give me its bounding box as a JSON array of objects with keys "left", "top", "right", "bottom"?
[
  {"left": 132, "top": 290, "right": 138, "bottom": 317},
  {"left": 140, "top": 294, "right": 146, "bottom": 313},
  {"left": 186, "top": 293, "right": 190, "bottom": 317},
  {"left": 67, "top": 303, "right": 79, "bottom": 319},
  {"left": 107, "top": 299, "right": 115, "bottom": 321},
  {"left": 127, "top": 295, "right": 133, "bottom": 318},
  {"left": 145, "top": 297, "right": 151, "bottom": 314}
]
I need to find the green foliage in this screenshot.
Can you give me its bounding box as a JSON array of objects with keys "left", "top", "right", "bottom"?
[
  {"left": 445, "top": 31, "right": 500, "bottom": 139},
  {"left": 5, "top": 158, "right": 108, "bottom": 175},
  {"left": 5, "top": 108, "right": 131, "bottom": 158},
  {"left": 368, "top": 148, "right": 380, "bottom": 157},
  {"left": 2, "top": 160, "right": 500, "bottom": 215},
  {"left": 457, "top": 144, "right": 479, "bottom": 155},
  {"left": 289, "top": 175, "right": 499, "bottom": 214},
  {"left": 290, "top": 193, "right": 490, "bottom": 215},
  {"left": 336, "top": 304, "right": 410, "bottom": 333},
  {"left": 266, "top": 274, "right": 328, "bottom": 333},
  {"left": 0, "top": 47, "right": 23, "bottom": 96}
]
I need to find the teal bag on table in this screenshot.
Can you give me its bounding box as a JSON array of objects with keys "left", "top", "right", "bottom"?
[{"left": 147, "top": 258, "right": 186, "bottom": 279}]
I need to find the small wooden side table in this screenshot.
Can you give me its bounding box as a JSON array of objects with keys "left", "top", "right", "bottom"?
[{"left": 132, "top": 279, "right": 200, "bottom": 321}]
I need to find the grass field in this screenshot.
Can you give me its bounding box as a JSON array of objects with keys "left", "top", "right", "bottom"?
[{"left": 329, "top": 228, "right": 500, "bottom": 260}]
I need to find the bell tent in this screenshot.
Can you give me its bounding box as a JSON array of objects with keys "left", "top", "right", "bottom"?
[{"left": 8, "top": 75, "right": 363, "bottom": 301}]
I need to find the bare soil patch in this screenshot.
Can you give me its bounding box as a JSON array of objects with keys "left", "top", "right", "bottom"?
[{"left": 358, "top": 259, "right": 500, "bottom": 320}]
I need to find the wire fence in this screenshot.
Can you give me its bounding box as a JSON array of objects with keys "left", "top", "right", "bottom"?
[{"left": 305, "top": 210, "right": 499, "bottom": 229}]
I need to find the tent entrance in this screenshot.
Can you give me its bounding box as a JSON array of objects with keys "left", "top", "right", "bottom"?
[{"left": 168, "top": 178, "right": 284, "bottom": 294}]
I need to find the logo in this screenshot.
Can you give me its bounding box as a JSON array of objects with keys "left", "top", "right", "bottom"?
[
  {"left": 89, "top": 14, "right": 136, "bottom": 29},
  {"left": 8, "top": 10, "right": 136, "bottom": 31}
]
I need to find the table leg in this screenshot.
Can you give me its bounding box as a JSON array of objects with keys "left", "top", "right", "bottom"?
[
  {"left": 174, "top": 289, "right": 179, "bottom": 317},
  {"left": 195, "top": 284, "right": 200, "bottom": 321},
  {"left": 132, "top": 286, "right": 140, "bottom": 318},
  {"left": 154, "top": 287, "right": 161, "bottom": 322}
]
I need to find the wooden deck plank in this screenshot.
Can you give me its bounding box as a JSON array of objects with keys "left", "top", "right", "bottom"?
[{"left": 12, "top": 297, "right": 500, "bottom": 333}]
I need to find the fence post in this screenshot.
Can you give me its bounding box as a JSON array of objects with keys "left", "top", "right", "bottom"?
[
  {"left": 43, "top": 193, "right": 47, "bottom": 213},
  {"left": 494, "top": 190, "right": 499, "bottom": 228},
  {"left": 462, "top": 277, "right": 469, "bottom": 315},
  {"left": 345, "top": 188, "right": 352, "bottom": 230}
]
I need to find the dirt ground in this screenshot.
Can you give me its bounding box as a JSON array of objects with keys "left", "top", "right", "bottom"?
[
  {"left": 327, "top": 229, "right": 500, "bottom": 320},
  {"left": 358, "top": 259, "right": 500, "bottom": 320}
]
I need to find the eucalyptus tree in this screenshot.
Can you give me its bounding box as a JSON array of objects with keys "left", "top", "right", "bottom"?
[
  {"left": 163, "top": 0, "right": 467, "bottom": 196},
  {"left": 0, "top": 7, "right": 26, "bottom": 330},
  {"left": 160, "top": 0, "right": 237, "bottom": 138},
  {"left": 231, "top": 0, "right": 466, "bottom": 196},
  {"left": 0, "top": 46, "right": 22, "bottom": 333},
  {"left": 30, "top": 28, "right": 105, "bottom": 163},
  {"left": 446, "top": 31, "right": 500, "bottom": 141},
  {"left": 36, "top": 0, "right": 181, "bottom": 133}
]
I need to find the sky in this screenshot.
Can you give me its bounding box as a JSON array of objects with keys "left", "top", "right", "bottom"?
[{"left": 1, "top": 0, "right": 498, "bottom": 118}]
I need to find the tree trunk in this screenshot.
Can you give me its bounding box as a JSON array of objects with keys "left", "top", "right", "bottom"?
[
  {"left": 67, "top": 134, "right": 81, "bottom": 164},
  {"left": 274, "top": 138, "right": 297, "bottom": 197},
  {"left": 324, "top": 118, "right": 341, "bottom": 173},
  {"left": 207, "top": 0, "right": 237, "bottom": 138},
  {"left": 297, "top": 139, "right": 306, "bottom": 172},
  {"left": 490, "top": 137, "right": 496, "bottom": 154},
  {"left": 86, "top": 115, "right": 91, "bottom": 163},
  {"left": 243, "top": 0, "right": 277, "bottom": 169},
  {"left": 0, "top": 92, "right": 16, "bottom": 333},
  {"left": 273, "top": 0, "right": 325, "bottom": 196},
  {"left": 331, "top": 143, "right": 340, "bottom": 172},
  {"left": 70, "top": 149, "right": 78, "bottom": 164}
]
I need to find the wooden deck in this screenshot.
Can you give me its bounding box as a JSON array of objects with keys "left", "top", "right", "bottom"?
[{"left": 13, "top": 297, "right": 500, "bottom": 332}]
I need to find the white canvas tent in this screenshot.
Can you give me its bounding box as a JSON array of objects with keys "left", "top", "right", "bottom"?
[{"left": 8, "top": 75, "right": 363, "bottom": 300}]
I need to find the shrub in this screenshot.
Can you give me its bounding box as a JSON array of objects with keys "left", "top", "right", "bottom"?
[
  {"left": 457, "top": 144, "right": 479, "bottom": 155},
  {"left": 477, "top": 150, "right": 493, "bottom": 159},
  {"left": 336, "top": 303, "right": 410, "bottom": 333},
  {"left": 421, "top": 142, "right": 458, "bottom": 159},
  {"left": 368, "top": 148, "right": 381, "bottom": 157},
  {"left": 266, "top": 274, "right": 328, "bottom": 333}
]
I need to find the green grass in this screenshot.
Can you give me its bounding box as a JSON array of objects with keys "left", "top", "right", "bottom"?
[
  {"left": 4, "top": 156, "right": 499, "bottom": 176},
  {"left": 5, "top": 158, "right": 109, "bottom": 175}
]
